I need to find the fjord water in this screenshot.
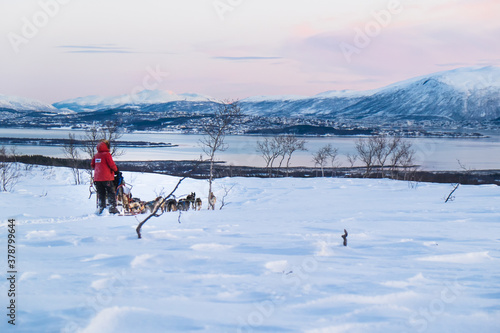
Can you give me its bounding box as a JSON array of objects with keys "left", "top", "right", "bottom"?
[{"left": 1, "top": 128, "right": 499, "bottom": 171}]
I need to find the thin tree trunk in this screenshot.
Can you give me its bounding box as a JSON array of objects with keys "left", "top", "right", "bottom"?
[{"left": 208, "top": 149, "right": 216, "bottom": 210}]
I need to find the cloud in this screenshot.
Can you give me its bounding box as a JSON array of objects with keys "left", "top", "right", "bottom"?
[
  {"left": 280, "top": 13, "right": 500, "bottom": 91},
  {"left": 436, "top": 62, "right": 475, "bottom": 67},
  {"left": 58, "top": 44, "right": 135, "bottom": 54},
  {"left": 213, "top": 56, "right": 283, "bottom": 61}
]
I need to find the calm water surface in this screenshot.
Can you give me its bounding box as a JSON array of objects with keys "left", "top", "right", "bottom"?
[{"left": 1, "top": 128, "right": 499, "bottom": 171}]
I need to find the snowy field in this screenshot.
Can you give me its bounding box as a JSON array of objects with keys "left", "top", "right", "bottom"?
[{"left": 1, "top": 165, "right": 500, "bottom": 333}]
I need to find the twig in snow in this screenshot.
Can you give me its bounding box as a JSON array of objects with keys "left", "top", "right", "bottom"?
[
  {"left": 444, "top": 183, "right": 460, "bottom": 203},
  {"left": 342, "top": 229, "right": 348, "bottom": 246},
  {"left": 219, "top": 183, "right": 236, "bottom": 210}
]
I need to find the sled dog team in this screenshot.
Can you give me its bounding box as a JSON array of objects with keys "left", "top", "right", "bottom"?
[{"left": 118, "top": 191, "right": 216, "bottom": 215}]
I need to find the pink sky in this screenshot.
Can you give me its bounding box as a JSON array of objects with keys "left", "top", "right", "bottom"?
[{"left": 0, "top": 0, "right": 499, "bottom": 103}]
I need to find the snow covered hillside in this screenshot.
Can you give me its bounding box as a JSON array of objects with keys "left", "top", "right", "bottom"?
[
  {"left": 239, "top": 66, "right": 500, "bottom": 122},
  {"left": 0, "top": 94, "right": 58, "bottom": 112},
  {"left": 1, "top": 166, "right": 500, "bottom": 333},
  {"left": 53, "top": 90, "right": 215, "bottom": 112}
]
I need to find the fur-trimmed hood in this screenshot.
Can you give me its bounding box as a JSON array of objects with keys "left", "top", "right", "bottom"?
[{"left": 96, "top": 141, "right": 110, "bottom": 153}]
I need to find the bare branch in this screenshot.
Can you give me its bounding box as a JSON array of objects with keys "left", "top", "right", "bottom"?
[
  {"left": 136, "top": 160, "right": 203, "bottom": 239},
  {"left": 136, "top": 175, "right": 187, "bottom": 239},
  {"left": 219, "top": 184, "right": 236, "bottom": 210},
  {"left": 346, "top": 153, "right": 357, "bottom": 168},
  {"left": 445, "top": 183, "right": 460, "bottom": 203}
]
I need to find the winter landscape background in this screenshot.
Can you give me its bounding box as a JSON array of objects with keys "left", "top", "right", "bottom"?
[
  {"left": 1, "top": 57, "right": 500, "bottom": 333},
  {"left": 2, "top": 0, "right": 500, "bottom": 332}
]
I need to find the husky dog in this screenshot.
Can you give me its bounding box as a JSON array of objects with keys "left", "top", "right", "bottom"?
[
  {"left": 161, "top": 198, "right": 178, "bottom": 212},
  {"left": 194, "top": 198, "right": 202, "bottom": 210},
  {"left": 177, "top": 199, "right": 190, "bottom": 211},
  {"left": 177, "top": 192, "right": 196, "bottom": 211},
  {"left": 186, "top": 192, "right": 196, "bottom": 205},
  {"left": 116, "top": 185, "right": 132, "bottom": 212},
  {"left": 128, "top": 199, "right": 145, "bottom": 214},
  {"left": 144, "top": 196, "right": 163, "bottom": 214},
  {"left": 208, "top": 192, "right": 216, "bottom": 210}
]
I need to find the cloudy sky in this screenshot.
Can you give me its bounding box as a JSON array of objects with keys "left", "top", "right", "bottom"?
[{"left": 0, "top": 0, "right": 499, "bottom": 103}]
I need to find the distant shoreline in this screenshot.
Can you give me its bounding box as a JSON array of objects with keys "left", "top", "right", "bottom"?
[
  {"left": 0, "top": 125, "right": 490, "bottom": 138},
  {"left": 7, "top": 155, "right": 500, "bottom": 186},
  {"left": 0, "top": 137, "right": 177, "bottom": 148}
]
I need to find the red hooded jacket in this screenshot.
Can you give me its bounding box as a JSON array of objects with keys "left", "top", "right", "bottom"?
[{"left": 91, "top": 142, "right": 118, "bottom": 182}]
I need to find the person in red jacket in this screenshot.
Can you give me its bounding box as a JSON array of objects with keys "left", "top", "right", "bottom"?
[{"left": 91, "top": 140, "right": 119, "bottom": 214}]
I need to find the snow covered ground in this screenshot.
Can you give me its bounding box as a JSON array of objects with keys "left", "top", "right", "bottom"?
[{"left": 1, "top": 165, "right": 500, "bottom": 333}]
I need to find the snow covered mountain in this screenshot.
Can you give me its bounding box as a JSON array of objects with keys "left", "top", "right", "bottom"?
[
  {"left": 239, "top": 66, "right": 500, "bottom": 122},
  {"left": 0, "top": 93, "right": 58, "bottom": 112},
  {"left": 53, "top": 89, "right": 215, "bottom": 112},
  {"left": 2, "top": 67, "right": 499, "bottom": 129}
]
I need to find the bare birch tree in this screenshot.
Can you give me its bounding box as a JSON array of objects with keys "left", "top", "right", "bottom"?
[
  {"left": 82, "top": 121, "right": 124, "bottom": 182},
  {"left": 101, "top": 121, "right": 125, "bottom": 157},
  {"left": 258, "top": 134, "right": 307, "bottom": 177},
  {"left": 312, "top": 145, "right": 330, "bottom": 177},
  {"left": 357, "top": 136, "right": 415, "bottom": 180},
  {"left": 200, "top": 100, "right": 242, "bottom": 209},
  {"left": 279, "top": 134, "right": 307, "bottom": 177},
  {"left": 398, "top": 141, "right": 416, "bottom": 180},
  {"left": 256, "top": 137, "right": 281, "bottom": 177},
  {"left": 326, "top": 144, "right": 340, "bottom": 177},
  {"left": 62, "top": 133, "right": 82, "bottom": 185},
  {"left": 82, "top": 121, "right": 124, "bottom": 160},
  {"left": 0, "top": 146, "right": 21, "bottom": 192},
  {"left": 81, "top": 123, "right": 101, "bottom": 161},
  {"left": 355, "top": 138, "right": 376, "bottom": 177},
  {"left": 346, "top": 153, "right": 358, "bottom": 168},
  {"left": 373, "top": 136, "right": 401, "bottom": 178}
]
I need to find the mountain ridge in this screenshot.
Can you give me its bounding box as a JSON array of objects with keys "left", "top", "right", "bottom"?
[
  {"left": 238, "top": 66, "right": 500, "bottom": 122},
  {"left": 53, "top": 90, "right": 215, "bottom": 112},
  {"left": 0, "top": 66, "right": 499, "bottom": 125},
  {"left": 0, "top": 93, "right": 58, "bottom": 112}
]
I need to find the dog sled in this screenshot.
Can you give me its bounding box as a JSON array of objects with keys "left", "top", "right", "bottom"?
[
  {"left": 89, "top": 170, "right": 141, "bottom": 216},
  {"left": 90, "top": 171, "right": 204, "bottom": 216}
]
